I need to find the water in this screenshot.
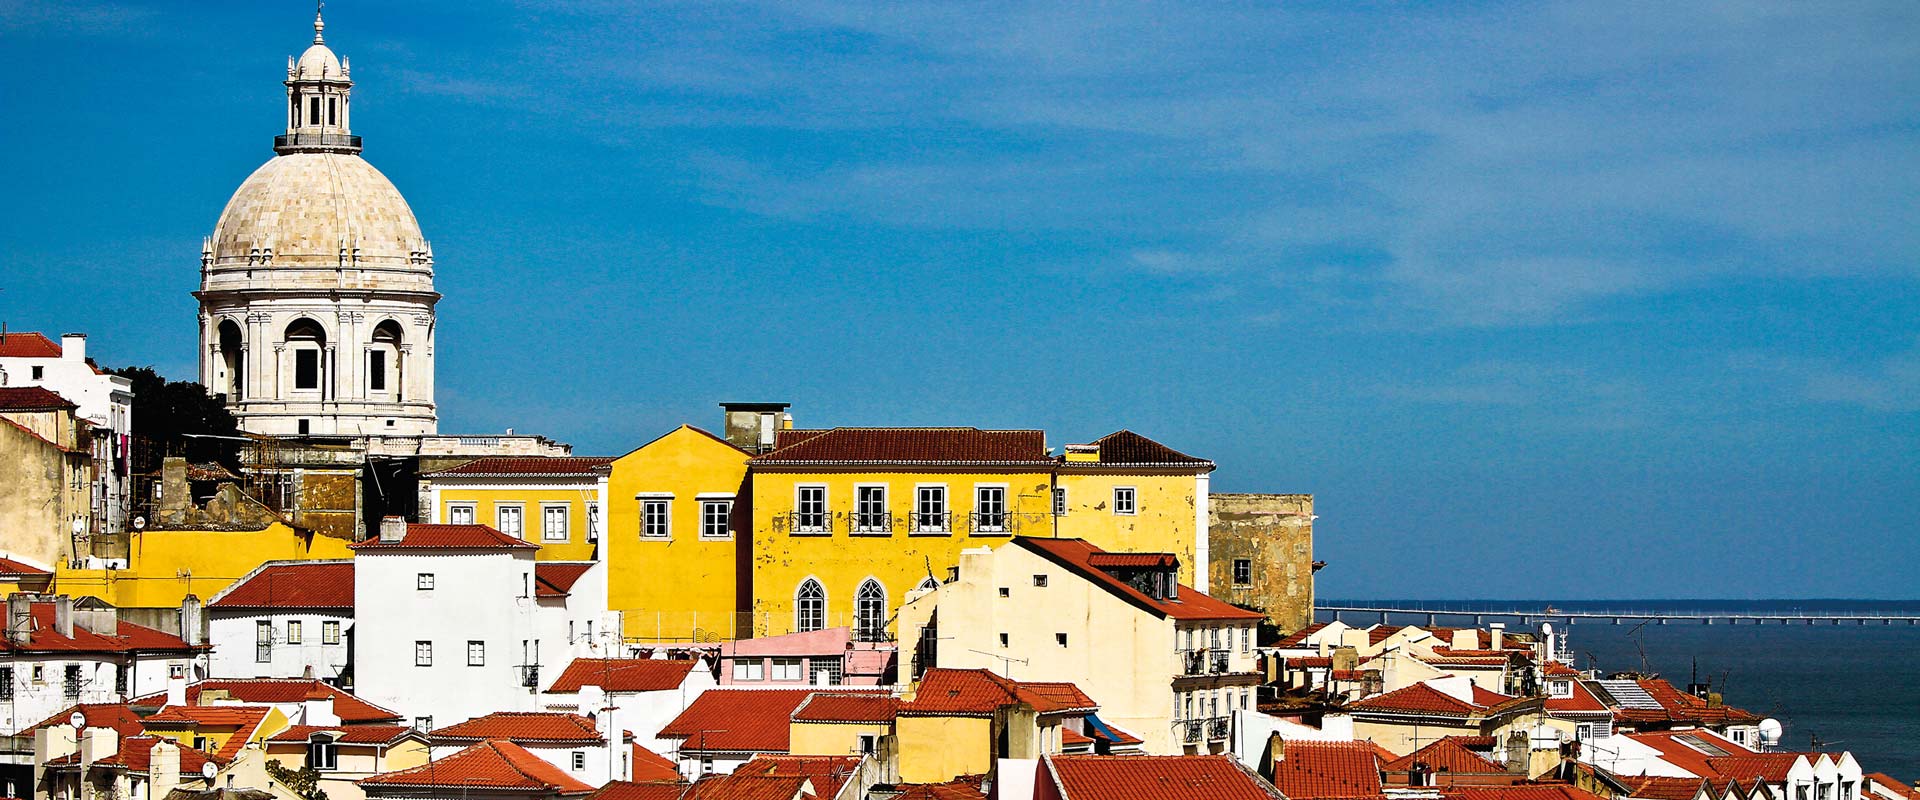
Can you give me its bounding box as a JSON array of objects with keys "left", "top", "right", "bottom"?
[{"left": 1317, "top": 599, "right": 1920, "bottom": 783}]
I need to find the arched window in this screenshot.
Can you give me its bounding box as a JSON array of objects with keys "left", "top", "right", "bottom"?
[
  {"left": 795, "top": 579, "right": 826, "bottom": 633},
  {"left": 369, "top": 321, "right": 403, "bottom": 398},
  {"left": 855, "top": 579, "right": 886, "bottom": 642},
  {"left": 217, "top": 320, "right": 245, "bottom": 399},
  {"left": 285, "top": 319, "right": 327, "bottom": 393}
]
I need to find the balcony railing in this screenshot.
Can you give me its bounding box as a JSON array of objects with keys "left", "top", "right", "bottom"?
[
  {"left": 910, "top": 512, "right": 952, "bottom": 534},
  {"left": 1210, "top": 652, "right": 1230, "bottom": 674},
  {"left": 1208, "top": 717, "right": 1231, "bottom": 740},
  {"left": 1183, "top": 720, "right": 1204, "bottom": 744},
  {"left": 1183, "top": 651, "right": 1207, "bottom": 676},
  {"left": 851, "top": 512, "right": 894, "bottom": 534},
  {"left": 519, "top": 665, "right": 540, "bottom": 689},
  {"left": 970, "top": 511, "right": 1009, "bottom": 534},
  {"left": 273, "top": 133, "right": 363, "bottom": 153}
]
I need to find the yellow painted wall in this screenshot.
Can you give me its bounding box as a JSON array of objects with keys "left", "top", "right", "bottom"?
[
  {"left": 1351, "top": 717, "right": 1481, "bottom": 757},
  {"left": 1054, "top": 472, "right": 1202, "bottom": 585},
  {"left": 896, "top": 715, "right": 991, "bottom": 785},
  {"left": 747, "top": 469, "right": 1054, "bottom": 638},
  {"left": 55, "top": 524, "right": 352, "bottom": 609},
  {"left": 788, "top": 720, "right": 891, "bottom": 756},
  {"left": 434, "top": 486, "right": 600, "bottom": 561},
  {"left": 605, "top": 426, "right": 749, "bottom": 643},
  {"left": 147, "top": 707, "right": 289, "bottom": 758},
  {"left": 263, "top": 739, "right": 428, "bottom": 800}
]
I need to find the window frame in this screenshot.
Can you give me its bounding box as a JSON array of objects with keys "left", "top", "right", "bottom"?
[
  {"left": 414, "top": 641, "right": 433, "bottom": 667},
  {"left": 446, "top": 503, "right": 477, "bottom": 525},
  {"left": 912, "top": 484, "right": 949, "bottom": 534},
  {"left": 540, "top": 503, "right": 570, "bottom": 542},
  {"left": 286, "top": 620, "right": 303, "bottom": 644},
  {"left": 855, "top": 579, "right": 887, "bottom": 642},
  {"left": 637, "top": 495, "right": 672, "bottom": 539},
  {"left": 795, "top": 579, "right": 827, "bottom": 633},
  {"left": 495, "top": 504, "right": 526, "bottom": 539},
  {"left": 1112, "top": 486, "right": 1138, "bottom": 515},
  {"left": 571, "top": 752, "right": 586, "bottom": 772},
  {"left": 322, "top": 621, "right": 341, "bottom": 645},
  {"left": 1233, "top": 558, "right": 1252, "bottom": 586},
  {"left": 467, "top": 640, "right": 485, "bottom": 667},
  {"left": 972, "top": 484, "right": 1010, "bottom": 535},
  {"left": 699, "top": 498, "right": 733, "bottom": 540},
  {"left": 852, "top": 484, "right": 890, "bottom": 534},
  {"left": 417, "top": 572, "right": 435, "bottom": 591},
  {"left": 307, "top": 737, "right": 339, "bottom": 771},
  {"left": 1052, "top": 486, "right": 1068, "bottom": 516},
  {"left": 793, "top": 485, "right": 829, "bottom": 534}
]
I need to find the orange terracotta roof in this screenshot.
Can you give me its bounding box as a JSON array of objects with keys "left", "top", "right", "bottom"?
[
  {"left": 130, "top": 679, "right": 402, "bottom": 724},
  {"left": 361, "top": 739, "right": 595, "bottom": 794},
  {"left": 902, "top": 669, "right": 1096, "bottom": 717},
  {"left": 680, "top": 774, "right": 813, "bottom": 800},
  {"left": 1348, "top": 683, "right": 1482, "bottom": 716},
  {"left": 44, "top": 735, "right": 218, "bottom": 776},
  {"left": 586, "top": 782, "right": 685, "bottom": 800},
  {"left": 1277, "top": 623, "right": 1332, "bottom": 648},
  {"left": 1047, "top": 754, "right": 1284, "bottom": 800},
  {"left": 0, "top": 603, "right": 202, "bottom": 654},
  {"left": 735, "top": 754, "right": 863, "bottom": 798},
  {"left": 21, "top": 703, "right": 145, "bottom": 738},
  {"left": 1471, "top": 686, "right": 1514, "bottom": 706},
  {"left": 1622, "top": 730, "right": 1752, "bottom": 779},
  {"left": 0, "top": 557, "right": 51, "bottom": 577},
  {"left": 1445, "top": 787, "right": 1612, "bottom": 800},
  {"left": 1290, "top": 656, "right": 1334, "bottom": 668},
  {"left": 349, "top": 523, "right": 539, "bottom": 550},
  {"left": 424, "top": 457, "right": 615, "bottom": 478},
  {"left": 1086, "top": 553, "right": 1179, "bottom": 569},
  {"left": 1704, "top": 755, "right": 1802, "bottom": 783},
  {"left": 0, "top": 386, "right": 79, "bottom": 411},
  {"left": 0, "top": 332, "right": 66, "bottom": 358},
  {"left": 1545, "top": 680, "right": 1609, "bottom": 715},
  {"left": 546, "top": 658, "right": 698, "bottom": 694},
  {"left": 1269, "top": 741, "right": 1389, "bottom": 800},
  {"left": 209, "top": 562, "right": 353, "bottom": 610},
  {"left": 1385, "top": 738, "right": 1507, "bottom": 775},
  {"left": 629, "top": 739, "right": 681, "bottom": 783},
  {"left": 431, "top": 712, "right": 604, "bottom": 744},
  {"left": 268, "top": 725, "right": 414, "bottom": 745},
  {"left": 792, "top": 692, "right": 899, "bottom": 723},
  {"left": 140, "top": 705, "right": 272, "bottom": 760},
  {"left": 536, "top": 563, "right": 594, "bottom": 598},
  {"left": 1544, "top": 661, "right": 1581, "bottom": 677},
  {"left": 751, "top": 427, "right": 1053, "bottom": 467},
  {"left": 895, "top": 775, "right": 989, "bottom": 800},
  {"left": 1611, "top": 679, "right": 1760, "bottom": 727},
  {"left": 1016, "top": 537, "right": 1263, "bottom": 621},
  {"left": 1060, "top": 430, "right": 1213, "bottom": 468},
  {"left": 1619, "top": 776, "right": 1711, "bottom": 800},
  {"left": 658, "top": 689, "right": 825, "bottom": 754}
]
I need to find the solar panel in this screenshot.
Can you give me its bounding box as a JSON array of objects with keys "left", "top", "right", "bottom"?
[
  {"left": 1595, "top": 680, "right": 1664, "bottom": 710},
  {"left": 1675, "top": 733, "right": 1732, "bottom": 756}
]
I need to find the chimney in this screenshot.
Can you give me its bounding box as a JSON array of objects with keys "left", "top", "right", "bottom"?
[
  {"left": 379, "top": 516, "right": 407, "bottom": 542},
  {"left": 8, "top": 594, "right": 33, "bottom": 646},
  {"left": 302, "top": 688, "right": 341, "bottom": 726},
  {"left": 165, "top": 669, "right": 188, "bottom": 708},
  {"left": 61, "top": 333, "right": 86, "bottom": 364},
  {"left": 178, "top": 595, "right": 203, "bottom": 647},
  {"left": 579, "top": 685, "right": 608, "bottom": 727},
  {"left": 150, "top": 738, "right": 182, "bottom": 799},
  {"left": 79, "top": 725, "right": 118, "bottom": 769},
  {"left": 719, "top": 402, "right": 791, "bottom": 453},
  {"left": 1451, "top": 629, "right": 1478, "bottom": 651},
  {"left": 159, "top": 457, "right": 191, "bottom": 525},
  {"left": 1489, "top": 623, "right": 1505, "bottom": 651},
  {"left": 53, "top": 596, "right": 74, "bottom": 638},
  {"left": 78, "top": 605, "right": 118, "bottom": 636}
]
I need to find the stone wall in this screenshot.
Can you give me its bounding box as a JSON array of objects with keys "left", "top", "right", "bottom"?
[{"left": 1207, "top": 493, "right": 1315, "bottom": 633}]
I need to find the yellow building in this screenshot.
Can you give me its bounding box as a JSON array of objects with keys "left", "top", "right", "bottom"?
[
  {"left": 894, "top": 668, "right": 1096, "bottom": 785},
  {"left": 257, "top": 725, "right": 430, "bottom": 800},
  {"left": 602, "top": 425, "right": 751, "bottom": 642},
  {"left": 139, "top": 704, "right": 289, "bottom": 763},
  {"left": 421, "top": 456, "right": 614, "bottom": 561},
  {"left": 744, "top": 427, "right": 1213, "bottom": 639}
]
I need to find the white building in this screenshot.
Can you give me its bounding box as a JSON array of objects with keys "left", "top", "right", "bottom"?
[
  {"left": 539, "top": 658, "right": 716, "bottom": 759},
  {"left": 428, "top": 711, "right": 636, "bottom": 788},
  {"left": 350, "top": 519, "right": 614, "bottom": 730},
  {"left": 0, "top": 596, "right": 208, "bottom": 737},
  {"left": 196, "top": 11, "right": 436, "bottom": 439},
  {"left": 0, "top": 332, "right": 134, "bottom": 536},
  {"left": 205, "top": 561, "right": 353, "bottom": 681}
]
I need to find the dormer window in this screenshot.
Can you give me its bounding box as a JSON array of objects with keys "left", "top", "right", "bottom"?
[
  {"left": 307, "top": 735, "right": 339, "bottom": 770},
  {"left": 1549, "top": 680, "right": 1573, "bottom": 698}
]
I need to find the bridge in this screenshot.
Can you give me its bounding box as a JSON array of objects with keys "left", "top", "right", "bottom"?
[{"left": 1316, "top": 604, "right": 1920, "bottom": 627}]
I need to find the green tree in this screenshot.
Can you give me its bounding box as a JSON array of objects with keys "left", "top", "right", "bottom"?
[
  {"left": 264, "top": 760, "right": 329, "bottom": 800},
  {"left": 107, "top": 366, "right": 243, "bottom": 470}
]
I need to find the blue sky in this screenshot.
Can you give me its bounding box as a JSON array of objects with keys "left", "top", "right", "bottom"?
[{"left": 3, "top": 1, "right": 1915, "bottom": 600}]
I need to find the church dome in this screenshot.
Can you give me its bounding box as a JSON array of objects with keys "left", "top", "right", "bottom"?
[
  {"left": 208, "top": 152, "right": 427, "bottom": 271},
  {"left": 294, "top": 43, "right": 343, "bottom": 80}
]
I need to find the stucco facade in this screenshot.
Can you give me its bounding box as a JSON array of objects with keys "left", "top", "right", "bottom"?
[{"left": 1207, "top": 493, "right": 1315, "bottom": 633}]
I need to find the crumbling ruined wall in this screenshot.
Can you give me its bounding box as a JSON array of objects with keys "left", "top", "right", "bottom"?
[{"left": 1208, "top": 493, "right": 1315, "bottom": 633}]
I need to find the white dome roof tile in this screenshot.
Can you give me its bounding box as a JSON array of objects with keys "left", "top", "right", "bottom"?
[{"left": 210, "top": 153, "right": 424, "bottom": 268}]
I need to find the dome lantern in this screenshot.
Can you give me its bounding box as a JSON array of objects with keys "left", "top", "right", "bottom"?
[{"left": 277, "top": 7, "right": 360, "bottom": 155}]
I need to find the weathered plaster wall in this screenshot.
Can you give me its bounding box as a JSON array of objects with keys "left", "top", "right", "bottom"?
[{"left": 1207, "top": 493, "right": 1314, "bottom": 633}]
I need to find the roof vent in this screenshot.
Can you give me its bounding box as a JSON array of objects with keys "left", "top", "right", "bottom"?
[{"left": 379, "top": 516, "right": 407, "bottom": 542}]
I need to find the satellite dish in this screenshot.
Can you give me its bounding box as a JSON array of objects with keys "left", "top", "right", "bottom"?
[
  {"left": 67, "top": 710, "right": 86, "bottom": 730},
  {"left": 71, "top": 518, "right": 85, "bottom": 535},
  {"left": 201, "top": 762, "right": 219, "bottom": 781},
  {"left": 132, "top": 515, "right": 147, "bottom": 531},
  {"left": 1758, "top": 718, "right": 1783, "bottom": 747}
]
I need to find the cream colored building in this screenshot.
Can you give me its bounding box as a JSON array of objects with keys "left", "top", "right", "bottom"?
[
  {"left": 197, "top": 11, "right": 437, "bottom": 439},
  {"left": 896, "top": 537, "right": 1263, "bottom": 756}
]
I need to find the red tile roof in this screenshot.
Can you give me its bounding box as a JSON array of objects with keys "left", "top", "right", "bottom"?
[
  {"left": 1545, "top": 680, "right": 1609, "bottom": 715},
  {"left": 0, "top": 603, "right": 203, "bottom": 654},
  {"left": 1619, "top": 776, "right": 1711, "bottom": 800},
  {"left": 629, "top": 741, "right": 682, "bottom": 783},
  {"left": 1278, "top": 623, "right": 1332, "bottom": 648},
  {"left": 1290, "top": 656, "right": 1334, "bottom": 668},
  {"left": 1471, "top": 686, "right": 1514, "bottom": 706},
  {"left": 139, "top": 705, "right": 273, "bottom": 760},
  {"left": 1704, "top": 755, "right": 1802, "bottom": 784},
  {"left": 1047, "top": 754, "right": 1284, "bottom": 800},
  {"left": 1866, "top": 775, "right": 1919, "bottom": 800},
  {"left": 209, "top": 562, "right": 354, "bottom": 610},
  {"left": 680, "top": 774, "right": 813, "bottom": 800},
  {"left": 586, "top": 782, "right": 685, "bottom": 800},
  {"left": 1016, "top": 538, "right": 1264, "bottom": 621},
  {"left": 44, "top": 735, "right": 218, "bottom": 776},
  {"left": 130, "top": 679, "right": 402, "bottom": 724},
  {"left": 751, "top": 428, "right": 1054, "bottom": 467},
  {"left": 1062, "top": 430, "right": 1214, "bottom": 468},
  {"left": 22, "top": 703, "right": 144, "bottom": 738},
  {"left": 1348, "top": 683, "right": 1482, "bottom": 717},
  {"left": 1385, "top": 738, "right": 1507, "bottom": 775},
  {"left": 536, "top": 563, "right": 595, "bottom": 598},
  {"left": 349, "top": 523, "right": 539, "bottom": 551},
  {"left": 895, "top": 776, "right": 989, "bottom": 800},
  {"left": 1544, "top": 661, "right": 1581, "bottom": 677},
  {"left": 361, "top": 739, "right": 595, "bottom": 794},
  {"left": 792, "top": 692, "right": 900, "bottom": 723},
  {"left": 658, "top": 689, "right": 823, "bottom": 754},
  {"left": 431, "top": 712, "right": 605, "bottom": 744},
  {"left": 1085, "top": 553, "right": 1178, "bottom": 569},
  {"left": 424, "top": 457, "right": 615, "bottom": 478},
  {"left": 268, "top": 725, "right": 414, "bottom": 745},
  {"left": 0, "top": 332, "right": 65, "bottom": 358},
  {"left": 1268, "top": 741, "right": 1389, "bottom": 800},
  {"left": 0, "top": 557, "right": 52, "bottom": 577},
  {"left": 546, "top": 659, "right": 698, "bottom": 694},
  {"left": 0, "top": 386, "right": 78, "bottom": 411},
  {"left": 1622, "top": 731, "right": 1751, "bottom": 779},
  {"left": 735, "top": 755, "right": 863, "bottom": 798},
  {"left": 1614, "top": 679, "right": 1761, "bottom": 727},
  {"left": 1445, "top": 787, "right": 1612, "bottom": 800},
  {"left": 902, "top": 669, "right": 1096, "bottom": 717}
]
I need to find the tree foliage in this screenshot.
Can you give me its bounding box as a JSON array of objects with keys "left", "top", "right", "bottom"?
[
  {"left": 107, "top": 366, "right": 243, "bottom": 469},
  {"left": 263, "top": 760, "right": 329, "bottom": 800}
]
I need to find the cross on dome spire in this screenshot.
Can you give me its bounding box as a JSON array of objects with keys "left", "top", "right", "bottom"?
[{"left": 313, "top": 2, "right": 326, "bottom": 44}]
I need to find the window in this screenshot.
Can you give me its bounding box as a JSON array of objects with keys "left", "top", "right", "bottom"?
[
  {"left": 731, "top": 660, "right": 764, "bottom": 681},
  {"left": 854, "top": 486, "right": 889, "bottom": 533},
  {"left": 855, "top": 580, "right": 887, "bottom": 642},
  {"left": 31, "top": 366, "right": 44, "bottom": 381},
  {"left": 542, "top": 505, "right": 569, "bottom": 541},
  {"left": 322, "top": 621, "right": 341, "bottom": 645},
  {"left": 415, "top": 641, "right": 432, "bottom": 667},
  {"left": 1233, "top": 559, "right": 1252, "bottom": 586},
  {"left": 167, "top": 663, "right": 183, "bottom": 679},
  {"left": 858, "top": 734, "right": 878, "bottom": 755},
  {"left": 1576, "top": 723, "right": 1594, "bottom": 740},
  {"left": 32, "top": 665, "right": 44, "bottom": 683},
  {"left": 794, "top": 486, "right": 827, "bottom": 532},
  {"left": 447, "top": 503, "right": 476, "bottom": 525},
  {"left": 286, "top": 620, "right": 302, "bottom": 644},
  {"left": 974, "top": 486, "right": 1007, "bottom": 532},
  {"left": 915, "top": 485, "right": 948, "bottom": 532},
  {"left": 1113, "top": 487, "right": 1137, "bottom": 515},
  {"left": 1053, "top": 487, "right": 1068, "bottom": 516},
  {"left": 0, "top": 667, "right": 12, "bottom": 700},
  {"left": 571, "top": 752, "right": 586, "bottom": 771},
  {"left": 415, "top": 716, "right": 433, "bottom": 731},
  {"left": 417, "top": 573, "right": 435, "bottom": 590},
  {"left": 368, "top": 350, "right": 386, "bottom": 391},
  {"left": 1241, "top": 626, "right": 1250, "bottom": 652},
  {"left": 1032, "top": 574, "right": 1048, "bottom": 587},
  {"left": 811, "top": 659, "right": 844, "bottom": 685},
  {"left": 467, "top": 641, "right": 485, "bottom": 666},
  {"left": 998, "top": 587, "right": 1011, "bottom": 598},
  {"left": 308, "top": 97, "right": 321, "bottom": 126},
  {"left": 497, "top": 505, "right": 525, "bottom": 539},
  {"left": 1549, "top": 680, "right": 1573, "bottom": 698},
  {"left": 294, "top": 349, "right": 320, "bottom": 390},
  {"left": 307, "top": 737, "right": 338, "bottom": 771},
  {"left": 193, "top": 735, "right": 210, "bottom": 752},
  {"left": 1798, "top": 787, "right": 1811, "bottom": 800},
  {"left": 586, "top": 503, "right": 601, "bottom": 543},
  {"left": 999, "top": 633, "right": 1009, "bottom": 647},
  {"left": 771, "top": 658, "right": 803, "bottom": 681},
  {"left": 795, "top": 579, "right": 826, "bottom": 633},
  {"left": 257, "top": 621, "right": 272, "bottom": 663},
  {"left": 64, "top": 665, "right": 82, "bottom": 699},
  {"left": 1056, "top": 633, "right": 1068, "bottom": 647},
  {"left": 701, "top": 500, "right": 732, "bottom": 539},
  {"left": 640, "top": 498, "right": 670, "bottom": 538}
]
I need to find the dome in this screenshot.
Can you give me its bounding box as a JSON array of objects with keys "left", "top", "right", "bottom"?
[
  {"left": 294, "top": 43, "right": 343, "bottom": 80},
  {"left": 209, "top": 152, "right": 426, "bottom": 270}
]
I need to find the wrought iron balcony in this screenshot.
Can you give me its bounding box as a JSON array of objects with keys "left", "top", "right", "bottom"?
[
  {"left": 910, "top": 511, "right": 952, "bottom": 534},
  {"left": 969, "top": 511, "right": 1010, "bottom": 534},
  {"left": 1183, "top": 720, "right": 1204, "bottom": 744},
  {"left": 1208, "top": 717, "right": 1231, "bottom": 740},
  {"left": 1183, "top": 651, "right": 1207, "bottom": 676},
  {"left": 851, "top": 511, "right": 895, "bottom": 534},
  {"left": 784, "top": 512, "right": 832, "bottom": 534},
  {"left": 273, "top": 133, "right": 363, "bottom": 153},
  {"left": 519, "top": 665, "right": 540, "bottom": 689},
  {"left": 1210, "top": 652, "right": 1230, "bottom": 674}
]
